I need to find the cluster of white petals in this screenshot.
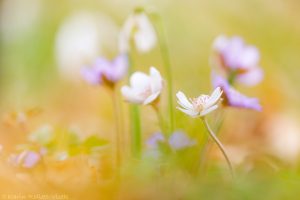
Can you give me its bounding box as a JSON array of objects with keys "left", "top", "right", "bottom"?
[
  {"left": 176, "top": 87, "right": 222, "bottom": 117},
  {"left": 121, "top": 67, "right": 163, "bottom": 105},
  {"left": 119, "top": 12, "right": 157, "bottom": 53}
]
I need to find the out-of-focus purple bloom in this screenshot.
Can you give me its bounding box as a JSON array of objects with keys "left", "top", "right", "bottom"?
[
  {"left": 81, "top": 54, "right": 128, "bottom": 86},
  {"left": 146, "top": 132, "right": 165, "bottom": 148},
  {"left": 9, "top": 150, "right": 41, "bottom": 168},
  {"left": 146, "top": 131, "right": 196, "bottom": 151},
  {"left": 212, "top": 74, "right": 262, "bottom": 111},
  {"left": 22, "top": 151, "right": 40, "bottom": 168},
  {"left": 168, "top": 131, "right": 196, "bottom": 150},
  {"left": 212, "top": 35, "right": 263, "bottom": 86}
]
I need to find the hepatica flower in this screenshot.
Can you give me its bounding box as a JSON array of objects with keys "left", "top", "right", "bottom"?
[
  {"left": 146, "top": 131, "right": 196, "bottom": 150},
  {"left": 9, "top": 150, "right": 41, "bottom": 168},
  {"left": 213, "top": 35, "right": 263, "bottom": 86},
  {"left": 121, "top": 67, "right": 163, "bottom": 105},
  {"left": 146, "top": 132, "right": 165, "bottom": 149},
  {"left": 119, "top": 12, "right": 157, "bottom": 53},
  {"left": 176, "top": 87, "right": 222, "bottom": 118},
  {"left": 212, "top": 74, "right": 262, "bottom": 111},
  {"left": 168, "top": 131, "right": 196, "bottom": 150},
  {"left": 81, "top": 54, "right": 128, "bottom": 86}
]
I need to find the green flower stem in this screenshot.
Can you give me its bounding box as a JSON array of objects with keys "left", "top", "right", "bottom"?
[
  {"left": 202, "top": 117, "right": 234, "bottom": 178},
  {"left": 150, "top": 13, "right": 174, "bottom": 135},
  {"left": 152, "top": 102, "right": 166, "bottom": 134},
  {"left": 228, "top": 70, "right": 237, "bottom": 85},
  {"left": 128, "top": 53, "right": 142, "bottom": 158},
  {"left": 199, "top": 110, "right": 225, "bottom": 171},
  {"left": 130, "top": 105, "right": 141, "bottom": 158}
]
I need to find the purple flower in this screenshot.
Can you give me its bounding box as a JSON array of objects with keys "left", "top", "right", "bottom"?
[
  {"left": 146, "top": 131, "right": 196, "bottom": 150},
  {"left": 212, "top": 74, "right": 262, "bottom": 111},
  {"left": 22, "top": 151, "right": 40, "bottom": 168},
  {"left": 213, "top": 35, "right": 263, "bottom": 86},
  {"left": 168, "top": 131, "right": 196, "bottom": 150},
  {"left": 146, "top": 132, "right": 165, "bottom": 148},
  {"left": 81, "top": 54, "right": 128, "bottom": 85},
  {"left": 9, "top": 150, "right": 41, "bottom": 168}
]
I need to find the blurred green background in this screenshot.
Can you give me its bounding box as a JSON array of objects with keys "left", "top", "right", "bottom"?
[{"left": 1, "top": 0, "right": 300, "bottom": 199}]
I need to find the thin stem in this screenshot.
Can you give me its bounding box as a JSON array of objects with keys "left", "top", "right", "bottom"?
[
  {"left": 152, "top": 103, "right": 165, "bottom": 133},
  {"left": 127, "top": 53, "right": 142, "bottom": 158},
  {"left": 200, "top": 110, "right": 225, "bottom": 171},
  {"left": 150, "top": 13, "right": 174, "bottom": 135},
  {"left": 202, "top": 117, "right": 234, "bottom": 178}
]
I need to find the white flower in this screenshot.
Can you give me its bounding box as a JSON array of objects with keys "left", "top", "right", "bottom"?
[
  {"left": 176, "top": 87, "right": 223, "bottom": 117},
  {"left": 121, "top": 67, "right": 163, "bottom": 105},
  {"left": 119, "top": 12, "right": 157, "bottom": 53}
]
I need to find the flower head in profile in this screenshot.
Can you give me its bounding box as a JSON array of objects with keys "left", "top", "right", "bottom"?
[
  {"left": 212, "top": 74, "right": 262, "bottom": 111},
  {"left": 119, "top": 11, "right": 157, "bottom": 53},
  {"left": 81, "top": 54, "right": 128, "bottom": 86},
  {"left": 9, "top": 150, "right": 41, "bottom": 168},
  {"left": 212, "top": 35, "right": 263, "bottom": 86},
  {"left": 121, "top": 67, "right": 163, "bottom": 105},
  {"left": 176, "top": 87, "right": 222, "bottom": 118}
]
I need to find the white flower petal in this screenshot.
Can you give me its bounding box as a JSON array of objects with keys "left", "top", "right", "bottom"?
[
  {"left": 118, "top": 14, "right": 135, "bottom": 53},
  {"left": 176, "top": 107, "right": 198, "bottom": 118},
  {"left": 206, "top": 87, "right": 222, "bottom": 108},
  {"left": 149, "top": 67, "right": 163, "bottom": 93},
  {"left": 143, "top": 91, "right": 160, "bottom": 105},
  {"left": 121, "top": 86, "right": 144, "bottom": 104},
  {"left": 130, "top": 71, "right": 150, "bottom": 90},
  {"left": 176, "top": 91, "right": 193, "bottom": 110},
  {"left": 134, "top": 14, "right": 157, "bottom": 53},
  {"left": 200, "top": 105, "right": 219, "bottom": 117},
  {"left": 149, "top": 66, "right": 161, "bottom": 79}
]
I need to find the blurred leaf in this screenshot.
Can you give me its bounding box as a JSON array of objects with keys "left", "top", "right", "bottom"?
[{"left": 82, "top": 135, "right": 109, "bottom": 154}]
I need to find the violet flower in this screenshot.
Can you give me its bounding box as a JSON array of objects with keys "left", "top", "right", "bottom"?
[
  {"left": 212, "top": 74, "right": 262, "bottom": 111},
  {"left": 213, "top": 35, "right": 263, "bottom": 86},
  {"left": 168, "top": 131, "right": 196, "bottom": 150},
  {"left": 9, "top": 150, "right": 41, "bottom": 168},
  {"left": 81, "top": 54, "right": 128, "bottom": 86},
  {"left": 146, "top": 132, "right": 165, "bottom": 148},
  {"left": 146, "top": 131, "right": 196, "bottom": 150}
]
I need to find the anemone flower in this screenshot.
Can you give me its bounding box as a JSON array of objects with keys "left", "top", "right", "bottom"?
[
  {"left": 212, "top": 74, "right": 262, "bottom": 111},
  {"left": 81, "top": 54, "right": 128, "bottom": 86},
  {"left": 121, "top": 66, "right": 163, "bottom": 105},
  {"left": 119, "top": 12, "right": 157, "bottom": 53},
  {"left": 212, "top": 35, "right": 263, "bottom": 86},
  {"left": 176, "top": 87, "right": 222, "bottom": 118},
  {"left": 176, "top": 87, "right": 234, "bottom": 177}
]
